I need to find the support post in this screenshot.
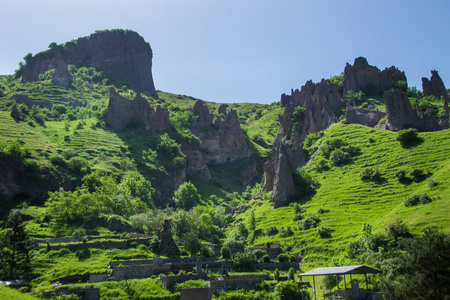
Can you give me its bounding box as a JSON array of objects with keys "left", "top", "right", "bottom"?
[
  {"left": 344, "top": 275, "right": 347, "bottom": 299},
  {"left": 313, "top": 275, "right": 316, "bottom": 300},
  {"left": 365, "top": 273, "right": 369, "bottom": 290}
]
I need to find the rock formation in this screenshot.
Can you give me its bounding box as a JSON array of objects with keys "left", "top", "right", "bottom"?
[
  {"left": 10, "top": 105, "right": 21, "bottom": 120},
  {"left": 343, "top": 103, "right": 385, "bottom": 127},
  {"left": 12, "top": 94, "right": 83, "bottom": 109},
  {"left": 19, "top": 30, "right": 157, "bottom": 94},
  {"left": 380, "top": 89, "right": 422, "bottom": 131},
  {"left": 422, "top": 70, "right": 450, "bottom": 113},
  {"left": 183, "top": 101, "right": 254, "bottom": 182},
  {"left": 343, "top": 57, "right": 406, "bottom": 96},
  {"left": 51, "top": 60, "right": 73, "bottom": 88},
  {"left": 159, "top": 219, "right": 179, "bottom": 256},
  {"left": 105, "top": 88, "right": 170, "bottom": 133},
  {"left": 264, "top": 79, "right": 342, "bottom": 207}
]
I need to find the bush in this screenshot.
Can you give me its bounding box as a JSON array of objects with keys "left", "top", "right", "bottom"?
[
  {"left": 67, "top": 156, "right": 89, "bottom": 174},
  {"left": 395, "top": 169, "right": 408, "bottom": 183},
  {"left": 292, "top": 169, "right": 319, "bottom": 198},
  {"left": 330, "top": 148, "right": 350, "bottom": 165},
  {"left": 72, "top": 227, "right": 87, "bottom": 241},
  {"left": 262, "top": 254, "right": 271, "bottom": 263},
  {"left": 279, "top": 226, "right": 294, "bottom": 237},
  {"left": 265, "top": 225, "right": 278, "bottom": 236},
  {"left": 278, "top": 253, "right": 289, "bottom": 262},
  {"left": 221, "top": 245, "right": 231, "bottom": 259},
  {"left": 200, "top": 245, "right": 214, "bottom": 258},
  {"left": 274, "top": 281, "right": 307, "bottom": 300},
  {"left": 301, "top": 214, "right": 320, "bottom": 230},
  {"left": 173, "top": 181, "right": 201, "bottom": 210},
  {"left": 317, "top": 226, "right": 333, "bottom": 238},
  {"left": 384, "top": 220, "right": 411, "bottom": 241},
  {"left": 233, "top": 251, "right": 258, "bottom": 270},
  {"left": 292, "top": 213, "right": 303, "bottom": 221},
  {"left": 50, "top": 154, "right": 66, "bottom": 166},
  {"left": 396, "top": 128, "right": 419, "bottom": 146},
  {"left": 410, "top": 168, "right": 430, "bottom": 182},
  {"left": 290, "top": 255, "right": 297, "bottom": 262},
  {"left": 312, "top": 158, "right": 329, "bottom": 171},
  {"left": 359, "top": 167, "right": 382, "bottom": 182},
  {"left": 317, "top": 207, "right": 330, "bottom": 214},
  {"left": 404, "top": 193, "right": 432, "bottom": 207}
]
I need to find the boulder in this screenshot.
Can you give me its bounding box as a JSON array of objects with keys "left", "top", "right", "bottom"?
[
  {"left": 20, "top": 30, "right": 157, "bottom": 95},
  {"left": 218, "top": 104, "right": 228, "bottom": 115},
  {"left": 159, "top": 219, "right": 179, "bottom": 256},
  {"left": 10, "top": 105, "right": 21, "bottom": 120},
  {"left": 344, "top": 103, "right": 385, "bottom": 127}
]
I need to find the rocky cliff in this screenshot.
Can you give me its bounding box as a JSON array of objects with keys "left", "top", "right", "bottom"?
[
  {"left": 264, "top": 57, "right": 449, "bottom": 208},
  {"left": 19, "top": 30, "right": 157, "bottom": 94},
  {"left": 422, "top": 70, "right": 450, "bottom": 113},
  {"left": 343, "top": 57, "right": 406, "bottom": 96},
  {"left": 183, "top": 101, "right": 254, "bottom": 182},
  {"left": 105, "top": 87, "right": 170, "bottom": 133}
]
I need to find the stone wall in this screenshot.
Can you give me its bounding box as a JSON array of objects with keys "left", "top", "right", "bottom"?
[
  {"left": 161, "top": 275, "right": 209, "bottom": 289},
  {"left": 207, "top": 275, "right": 270, "bottom": 292}
]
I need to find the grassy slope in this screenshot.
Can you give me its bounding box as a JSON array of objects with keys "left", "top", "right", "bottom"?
[
  {"left": 0, "top": 286, "right": 39, "bottom": 300},
  {"left": 240, "top": 123, "right": 450, "bottom": 268}
]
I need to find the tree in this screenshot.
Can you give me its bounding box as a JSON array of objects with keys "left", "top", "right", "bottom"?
[
  {"left": 0, "top": 210, "right": 34, "bottom": 280},
  {"left": 173, "top": 181, "right": 201, "bottom": 209},
  {"left": 182, "top": 232, "right": 202, "bottom": 257},
  {"left": 220, "top": 245, "right": 231, "bottom": 259},
  {"left": 380, "top": 227, "right": 450, "bottom": 300},
  {"left": 118, "top": 171, "right": 155, "bottom": 207}
]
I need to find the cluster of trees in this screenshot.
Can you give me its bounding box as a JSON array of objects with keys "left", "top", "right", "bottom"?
[{"left": 347, "top": 221, "right": 450, "bottom": 300}]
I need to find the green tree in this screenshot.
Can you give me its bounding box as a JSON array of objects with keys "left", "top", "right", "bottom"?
[
  {"left": 173, "top": 181, "right": 201, "bottom": 209},
  {"left": 221, "top": 245, "right": 231, "bottom": 259},
  {"left": 380, "top": 227, "right": 450, "bottom": 300},
  {"left": 118, "top": 171, "right": 155, "bottom": 207},
  {"left": 182, "top": 232, "right": 202, "bottom": 257},
  {"left": 0, "top": 210, "right": 34, "bottom": 280}
]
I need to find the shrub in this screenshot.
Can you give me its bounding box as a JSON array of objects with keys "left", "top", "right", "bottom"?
[
  {"left": 404, "top": 193, "right": 432, "bottom": 207},
  {"left": 274, "top": 281, "right": 307, "bottom": 300},
  {"left": 396, "top": 128, "right": 419, "bottom": 146},
  {"left": 72, "top": 227, "right": 87, "bottom": 241},
  {"left": 292, "top": 213, "right": 304, "bottom": 221},
  {"left": 265, "top": 225, "right": 278, "bottom": 236},
  {"left": 220, "top": 245, "right": 231, "bottom": 259},
  {"left": 395, "top": 169, "right": 408, "bottom": 183},
  {"left": 278, "top": 253, "right": 289, "bottom": 262},
  {"left": 301, "top": 214, "right": 320, "bottom": 230},
  {"left": 359, "top": 167, "right": 382, "bottom": 182},
  {"left": 384, "top": 219, "right": 411, "bottom": 241},
  {"left": 273, "top": 268, "right": 280, "bottom": 281},
  {"left": 317, "top": 226, "right": 333, "bottom": 238},
  {"left": 279, "top": 226, "right": 294, "bottom": 237},
  {"left": 50, "top": 154, "right": 66, "bottom": 167},
  {"left": 253, "top": 249, "right": 267, "bottom": 259},
  {"left": 317, "top": 207, "right": 330, "bottom": 214},
  {"left": 410, "top": 168, "right": 430, "bottom": 182},
  {"left": 200, "top": 245, "right": 214, "bottom": 258},
  {"left": 233, "top": 251, "right": 257, "bottom": 270},
  {"left": 292, "top": 169, "right": 319, "bottom": 198},
  {"left": 290, "top": 255, "right": 297, "bottom": 262},
  {"left": 173, "top": 182, "right": 201, "bottom": 210},
  {"left": 262, "top": 254, "right": 271, "bottom": 263},
  {"left": 330, "top": 148, "right": 350, "bottom": 165},
  {"left": 312, "top": 158, "right": 329, "bottom": 171},
  {"left": 67, "top": 156, "right": 89, "bottom": 174}
]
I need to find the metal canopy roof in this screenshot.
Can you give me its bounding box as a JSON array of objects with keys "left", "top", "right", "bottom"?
[{"left": 299, "top": 265, "right": 381, "bottom": 277}]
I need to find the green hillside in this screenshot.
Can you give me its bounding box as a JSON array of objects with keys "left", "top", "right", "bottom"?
[{"left": 237, "top": 123, "right": 449, "bottom": 268}]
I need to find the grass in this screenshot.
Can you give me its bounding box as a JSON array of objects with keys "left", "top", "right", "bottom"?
[
  {"left": 242, "top": 124, "right": 450, "bottom": 269},
  {"left": 0, "top": 286, "right": 39, "bottom": 300}
]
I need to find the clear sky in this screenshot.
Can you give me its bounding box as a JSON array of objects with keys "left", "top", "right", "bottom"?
[{"left": 1, "top": 0, "right": 449, "bottom": 104}]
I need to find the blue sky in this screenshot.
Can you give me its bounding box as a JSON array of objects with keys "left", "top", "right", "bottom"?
[{"left": 1, "top": 0, "right": 449, "bottom": 104}]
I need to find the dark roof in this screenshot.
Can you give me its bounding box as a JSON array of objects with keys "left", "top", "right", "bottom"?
[{"left": 299, "top": 265, "right": 381, "bottom": 277}]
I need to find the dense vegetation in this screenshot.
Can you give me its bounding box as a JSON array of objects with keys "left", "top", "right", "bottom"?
[{"left": 0, "top": 54, "right": 449, "bottom": 299}]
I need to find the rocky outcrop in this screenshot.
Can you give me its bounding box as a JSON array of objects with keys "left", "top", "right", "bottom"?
[
  {"left": 264, "top": 79, "right": 342, "bottom": 207},
  {"left": 51, "top": 60, "right": 73, "bottom": 88},
  {"left": 105, "top": 88, "right": 170, "bottom": 133},
  {"left": 422, "top": 70, "right": 450, "bottom": 112},
  {"left": 343, "top": 103, "right": 385, "bottom": 127},
  {"left": 12, "top": 94, "right": 83, "bottom": 109},
  {"left": 343, "top": 57, "right": 406, "bottom": 96},
  {"left": 19, "top": 30, "right": 157, "bottom": 94},
  {"left": 183, "top": 101, "right": 254, "bottom": 182},
  {"left": 271, "top": 145, "right": 296, "bottom": 208},
  {"left": 159, "top": 219, "right": 179, "bottom": 256},
  {"left": 380, "top": 89, "right": 422, "bottom": 131},
  {"left": 218, "top": 104, "right": 228, "bottom": 115},
  {"left": 10, "top": 105, "right": 21, "bottom": 120}
]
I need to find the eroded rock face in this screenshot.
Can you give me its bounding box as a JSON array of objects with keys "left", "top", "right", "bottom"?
[
  {"left": 20, "top": 30, "right": 157, "bottom": 94},
  {"left": 105, "top": 88, "right": 170, "bottom": 133},
  {"left": 271, "top": 145, "right": 296, "bottom": 208},
  {"left": 265, "top": 79, "right": 342, "bottom": 207},
  {"left": 382, "top": 89, "right": 422, "bottom": 131},
  {"left": 183, "top": 101, "right": 254, "bottom": 182},
  {"left": 159, "top": 219, "right": 179, "bottom": 256},
  {"left": 343, "top": 57, "right": 406, "bottom": 96},
  {"left": 422, "top": 70, "right": 450, "bottom": 112},
  {"left": 51, "top": 60, "right": 73, "bottom": 88},
  {"left": 344, "top": 103, "right": 385, "bottom": 127}
]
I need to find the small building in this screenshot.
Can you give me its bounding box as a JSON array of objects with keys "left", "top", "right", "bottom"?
[{"left": 299, "top": 265, "right": 383, "bottom": 300}]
